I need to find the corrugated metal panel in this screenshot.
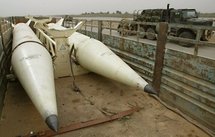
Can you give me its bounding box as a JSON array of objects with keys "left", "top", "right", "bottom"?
[
  {"left": 0, "top": 24, "right": 5, "bottom": 82},
  {"left": 0, "top": 18, "right": 13, "bottom": 116},
  {"left": 160, "top": 49, "right": 215, "bottom": 132},
  {"left": 0, "top": 36, "right": 4, "bottom": 60},
  {"left": 0, "top": 34, "right": 6, "bottom": 116},
  {"left": 0, "top": 36, "right": 3, "bottom": 57},
  {"left": 78, "top": 30, "right": 98, "bottom": 40},
  {"left": 0, "top": 36, "right": 4, "bottom": 77},
  {"left": 1, "top": 19, "right": 12, "bottom": 55}
]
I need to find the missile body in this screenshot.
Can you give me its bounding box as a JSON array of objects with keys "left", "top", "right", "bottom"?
[
  {"left": 11, "top": 23, "right": 58, "bottom": 131},
  {"left": 68, "top": 32, "right": 156, "bottom": 94}
]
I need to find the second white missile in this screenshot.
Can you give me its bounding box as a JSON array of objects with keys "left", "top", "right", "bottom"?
[{"left": 68, "top": 32, "right": 157, "bottom": 94}]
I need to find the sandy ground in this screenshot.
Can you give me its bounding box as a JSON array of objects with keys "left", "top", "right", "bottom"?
[{"left": 0, "top": 73, "right": 209, "bottom": 137}]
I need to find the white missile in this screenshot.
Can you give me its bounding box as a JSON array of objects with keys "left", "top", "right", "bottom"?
[
  {"left": 68, "top": 32, "right": 157, "bottom": 94},
  {"left": 41, "top": 19, "right": 156, "bottom": 94},
  {"left": 11, "top": 23, "right": 58, "bottom": 131}
]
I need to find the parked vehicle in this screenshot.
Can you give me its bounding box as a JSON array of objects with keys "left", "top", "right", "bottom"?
[{"left": 118, "top": 4, "right": 213, "bottom": 46}]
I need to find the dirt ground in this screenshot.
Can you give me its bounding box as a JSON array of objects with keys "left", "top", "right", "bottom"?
[{"left": 0, "top": 73, "right": 210, "bottom": 137}]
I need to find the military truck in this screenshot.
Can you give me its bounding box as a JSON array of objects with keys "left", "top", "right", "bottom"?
[{"left": 118, "top": 5, "right": 213, "bottom": 46}]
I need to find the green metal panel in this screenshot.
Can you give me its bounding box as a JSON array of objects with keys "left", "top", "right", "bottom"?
[
  {"left": 78, "top": 30, "right": 98, "bottom": 39},
  {"left": 160, "top": 49, "right": 215, "bottom": 132}
]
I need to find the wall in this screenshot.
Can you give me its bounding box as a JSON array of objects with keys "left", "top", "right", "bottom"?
[
  {"left": 160, "top": 49, "right": 215, "bottom": 131},
  {"left": 0, "top": 18, "right": 13, "bottom": 115}
]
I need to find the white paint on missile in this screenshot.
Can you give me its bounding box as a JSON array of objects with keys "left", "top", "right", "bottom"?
[
  {"left": 45, "top": 20, "right": 156, "bottom": 94},
  {"left": 68, "top": 32, "right": 149, "bottom": 90},
  {"left": 11, "top": 23, "right": 58, "bottom": 130}
]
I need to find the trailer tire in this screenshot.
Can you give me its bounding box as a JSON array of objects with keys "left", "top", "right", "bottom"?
[
  {"left": 146, "top": 27, "right": 156, "bottom": 40},
  {"left": 139, "top": 27, "right": 146, "bottom": 38},
  {"left": 118, "top": 19, "right": 130, "bottom": 36},
  {"left": 178, "top": 31, "right": 195, "bottom": 47},
  {"left": 201, "top": 30, "right": 212, "bottom": 41}
]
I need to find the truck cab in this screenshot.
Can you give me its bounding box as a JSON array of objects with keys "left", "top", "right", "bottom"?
[
  {"left": 169, "top": 9, "right": 213, "bottom": 42},
  {"left": 170, "top": 9, "right": 198, "bottom": 23}
]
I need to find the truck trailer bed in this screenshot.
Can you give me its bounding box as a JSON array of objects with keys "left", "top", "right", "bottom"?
[{"left": 0, "top": 73, "right": 209, "bottom": 137}]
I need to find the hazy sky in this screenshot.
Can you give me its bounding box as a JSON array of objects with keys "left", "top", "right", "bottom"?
[{"left": 0, "top": 0, "right": 214, "bottom": 16}]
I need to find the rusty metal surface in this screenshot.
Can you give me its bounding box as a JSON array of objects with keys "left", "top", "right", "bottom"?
[
  {"left": 160, "top": 48, "right": 215, "bottom": 133},
  {"left": 0, "top": 36, "right": 3, "bottom": 57},
  {"left": 78, "top": 30, "right": 98, "bottom": 39},
  {"left": 164, "top": 49, "right": 215, "bottom": 83},
  {"left": 0, "top": 18, "right": 13, "bottom": 116},
  {"left": 23, "top": 107, "right": 140, "bottom": 137},
  {"left": 0, "top": 35, "right": 6, "bottom": 115},
  {"left": 0, "top": 18, "right": 12, "bottom": 56}
]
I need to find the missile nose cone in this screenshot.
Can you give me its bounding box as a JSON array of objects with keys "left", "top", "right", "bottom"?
[
  {"left": 45, "top": 115, "right": 59, "bottom": 132},
  {"left": 144, "top": 84, "right": 158, "bottom": 95}
]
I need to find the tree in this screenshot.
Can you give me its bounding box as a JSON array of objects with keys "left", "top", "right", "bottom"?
[{"left": 116, "top": 10, "right": 122, "bottom": 14}]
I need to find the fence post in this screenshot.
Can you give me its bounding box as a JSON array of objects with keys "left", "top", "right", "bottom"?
[
  {"left": 109, "top": 21, "right": 112, "bottom": 36},
  {"left": 98, "top": 20, "right": 103, "bottom": 41},
  {"left": 152, "top": 22, "right": 168, "bottom": 95},
  {"left": 194, "top": 29, "right": 202, "bottom": 56},
  {"left": 137, "top": 22, "right": 140, "bottom": 42},
  {"left": 84, "top": 20, "right": 87, "bottom": 35}
]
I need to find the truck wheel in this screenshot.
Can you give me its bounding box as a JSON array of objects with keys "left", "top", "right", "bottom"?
[
  {"left": 146, "top": 28, "right": 156, "bottom": 40},
  {"left": 118, "top": 25, "right": 128, "bottom": 36},
  {"left": 139, "top": 27, "right": 145, "bottom": 38},
  {"left": 178, "top": 31, "right": 195, "bottom": 47},
  {"left": 118, "top": 19, "right": 131, "bottom": 36},
  {"left": 201, "top": 30, "right": 212, "bottom": 41}
]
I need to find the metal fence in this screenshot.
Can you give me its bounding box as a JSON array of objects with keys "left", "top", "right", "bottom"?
[
  {"left": 64, "top": 19, "right": 215, "bottom": 135},
  {"left": 0, "top": 17, "right": 13, "bottom": 115},
  {"left": 64, "top": 19, "right": 215, "bottom": 56}
]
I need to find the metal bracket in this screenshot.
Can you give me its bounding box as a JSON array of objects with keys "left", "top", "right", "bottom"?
[
  {"left": 26, "top": 16, "right": 85, "bottom": 38},
  {"left": 21, "top": 107, "right": 140, "bottom": 137}
]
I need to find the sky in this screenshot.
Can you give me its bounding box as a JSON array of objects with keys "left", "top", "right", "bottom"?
[{"left": 0, "top": 0, "right": 215, "bottom": 17}]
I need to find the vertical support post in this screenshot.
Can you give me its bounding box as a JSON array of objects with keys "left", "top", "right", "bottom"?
[
  {"left": 152, "top": 22, "right": 168, "bottom": 94},
  {"left": 91, "top": 20, "right": 93, "bottom": 33},
  {"left": 194, "top": 29, "right": 202, "bottom": 56},
  {"left": 98, "top": 20, "right": 103, "bottom": 41},
  {"left": 0, "top": 18, "right": 3, "bottom": 54},
  {"left": 109, "top": 21, "right": 112, "bottom": 36},
  {"left": 84, "top": 21, "right": 87, "bottom": 35},
  {"left": 0, "top": 19, "right": 6, "bottom": 54},
  {"left": 53, "top": 38, "right": 72, "bottom": 78},
  {"left": 137, "top": 22, "right": 140, "bottom": 42}
]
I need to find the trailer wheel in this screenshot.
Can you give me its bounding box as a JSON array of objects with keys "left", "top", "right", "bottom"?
[
  {"left": 139, "top": 27, "right": 146, "bottom": 38},
  {"left": 118, "top": 19, "right": 130, "bottom": 36},
  {"left": 146, "top": 28, "right": 156, "bottom": 40},
  {"left": 178, "top": 31, "right": 195, "bottom": 47},
  {"left": 201, "top": 30, "right": 212, "bottom": 41}
]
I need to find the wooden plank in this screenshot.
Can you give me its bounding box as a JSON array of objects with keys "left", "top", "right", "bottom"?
[{"left": 152, "top": 22, "right": 168, "bottom": 94}]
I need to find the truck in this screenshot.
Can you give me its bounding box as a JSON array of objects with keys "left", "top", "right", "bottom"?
[
  {"left": 118, "top": 4, "right": 214, "bottom": 46},
  {"left": 0, "top": 17, "right": 215, "bottom": 137}
]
